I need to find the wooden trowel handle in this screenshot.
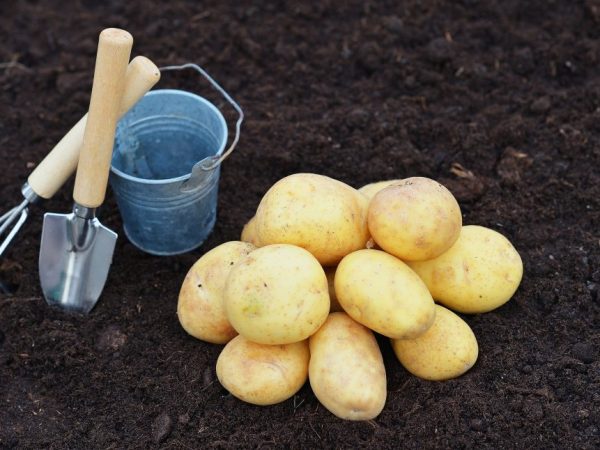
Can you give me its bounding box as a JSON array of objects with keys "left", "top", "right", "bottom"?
[
  {"left": 28, "top": 56, "right": 160, "bottom": 200},
  {"left": 73, "top": 28, "right": 133, "bottom": 208}
]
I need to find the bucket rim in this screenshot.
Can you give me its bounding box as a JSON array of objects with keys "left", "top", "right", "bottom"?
[{"left": 110, "top": 89, "right": 228, "bottom": 185}]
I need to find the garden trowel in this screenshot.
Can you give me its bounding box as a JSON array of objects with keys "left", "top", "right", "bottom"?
[{"left": 39, "top": 28, "right": 133, "bottom": 313}]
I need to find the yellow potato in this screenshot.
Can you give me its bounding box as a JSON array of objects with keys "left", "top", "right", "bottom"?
[
  {"left": 407, "top": 225, "right": 523, "bottom": 314},
  {"left": 324, "top": 266, "right": 344, "bottom": 313},
  {"left": 224, "top": 244, "right": 330, "bottom": 344},
  {"left": 254, "top": 173, "right": 369, "bottom": 266},
  {"left": 217, "top": 335, "right": 309, "bottom": 406},
  {"left": 368, "top": 177, "right": 462, "bottom": 261},
  {"left": 358, "top": 179, "right": 402, "bottom": 202},
  {"left": 335, "top": 249, "right": 435, "bottom": 339},
  {"left": 240, "top": 216, "right": 260, "bottom": 246},
  {"left": 309, "top": 312, "right": 386, "bottom": 420},
  {"left": 391, "top": 305, "right": 478, "bottom": 381},
  {"left": 177, "top": 241, "right": 255, "bottom": 344},
  {"left": 355, "top": 185, "right": 387, "bottom": 251}
]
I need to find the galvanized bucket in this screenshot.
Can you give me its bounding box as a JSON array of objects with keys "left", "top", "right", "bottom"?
[{"left": 109, "top": 64, "right": 243, "bottom": 255}]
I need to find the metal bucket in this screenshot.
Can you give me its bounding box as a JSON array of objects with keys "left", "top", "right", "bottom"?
[{"left": 109, "top": 64, "right": 243, "bottom": 255}]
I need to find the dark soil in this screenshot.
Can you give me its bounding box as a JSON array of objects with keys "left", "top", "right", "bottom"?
[{"left": 1, "top": 1, "right": 599, "bottom": 448}]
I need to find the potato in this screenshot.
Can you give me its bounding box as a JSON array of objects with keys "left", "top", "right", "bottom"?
[
  {"left": 335, "top": 249, "right": 435, "bottom": 339},
  {"left": 254, "top": 173, "right": 369, "bottom": 266},
  {"left": 358, "top": 179, "right": 402, "bottom": 202},
  {"left": 407, "top": 225, "right": 523, "bottom": 314},
  {"left": 224, "top": 244, "right": 330, "bottom": 344},
  {"left": 324, "top": 266, "right": 344, "bottom": 313},
  {"left": 357, "top": 184, "right": 388, "bottom": 251},
  {"left": 368, "top": 177, "right": 462, "bottom": 261},
  {"left": 391, "top": 305, "right": 478, "bottom": 381},
  {"left": 309, "top": 312, "right": 386, "bottom": 420},
  {"left": 240, "top": 216, "right": 260, "bottom": 246},
  {"left": 177, "top": 241, "right": 255, "bottom": 344},
  {"left": 217, "top": 335, "right": 309, "bottom": 405}
]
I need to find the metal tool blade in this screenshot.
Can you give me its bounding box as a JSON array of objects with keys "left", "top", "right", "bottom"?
[{"left": 39, "top": 210, "right": 117, "bottom": 313}]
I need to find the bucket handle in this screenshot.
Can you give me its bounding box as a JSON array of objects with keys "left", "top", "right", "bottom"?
[{"left": 159, "top": 63, "right": 244, "bottom": 171}]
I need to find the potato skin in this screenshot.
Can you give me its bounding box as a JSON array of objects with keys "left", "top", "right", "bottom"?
[
  {"left": 407, "top": 225, "right": 523, "bottom": 314},
  {"left": 254, "top": 173, "right": 370, "bottom": 266},
  {"left": 368, "top": 177, "right": 462, "bottom": 261},
  {"left": 335, "top": 249, "right": 435, "bottom": 339},
  {"left": 240, "top": 216, "right": 260, "bottom": 246},
  {"left": 358, "top": 179, "right": 402, "bottom": 202},
  {"left": 309, "top": 313, "right": 386, "bottom": 420},
  {"left": 391, "top": 305, "right": 478, "bottom": 381},
  {"left": 177, "top": 241, "right": 255, "bottom": 344},
  {"left": 217, "top": 335, "right": 309, "bottom": 406},
  {"left": 224, "top": 244, "right": 330, "bottom": 345}
]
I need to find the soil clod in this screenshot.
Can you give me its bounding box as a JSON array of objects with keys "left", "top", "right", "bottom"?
[
  {"left": 469, "top": 418, "right": 486, "bottom": 432},
  {"left": 572, "top": 342, "right": 596, "bottom": 364},
  {"left": 530, "top": 96, "right": 552, "bottom": 114},
  {"left": 383, "top": 16, "right": 404, "bottom": 34},
  {"left": 425, "top": 37, "right": 454, "bottom": 63},
  {"left": 152, "top": 412, "right": 173, "bottom": 444},
  {"left": 95, "top": 325, "right": 128, "bottom": 352}
]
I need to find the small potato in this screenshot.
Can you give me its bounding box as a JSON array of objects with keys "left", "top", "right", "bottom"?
[
  {"left": 324, "top": 266, "right": 344, "bottom": 313},
  {"left": 224, "top": 244, "right": 330, "bottom": 345},
  {"left": 335, "top": 249, "right": 435, "bottom": 339},
  {"left": 391, "top": 305, "right": 478, "bottom": 381},
  {"left": 368, "top": 177, "right": 462, "bottom": 261},
  {"left": 177, "top": 241, "right": 255, "bottom": 344},
  {"left": 358, "top": 179, "right": 402, "bottom": 202},
  {"left": 254, "top": 173, "right": 370, "bottom": 266},
  {"left": 217, "top": 335, "right": 309, "bottom": 406},
  {"left": 240, "top": 216, "right": 260, "bottom": 246},
  {"left": 309, "top": 313, "right": 386, "bottom": 420},
  {"left": 407, "top": 225, "right": 523, "bottom": 314}
]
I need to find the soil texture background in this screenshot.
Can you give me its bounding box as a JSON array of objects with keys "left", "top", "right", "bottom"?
[{"left": 1, "top": 1, "right": 599, "bottom": 448}]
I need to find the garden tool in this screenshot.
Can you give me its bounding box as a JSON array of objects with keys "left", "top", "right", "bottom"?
[
  {"left": 39, "top": 28, "right": 132, "bottom": 313},
  {"left": 0, "top": 55, "right": 160, "bottom": 258}
]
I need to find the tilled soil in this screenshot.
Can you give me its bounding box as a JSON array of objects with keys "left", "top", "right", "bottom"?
[{"left": 1, "top": 1, "right": 599, "bottom": 448}]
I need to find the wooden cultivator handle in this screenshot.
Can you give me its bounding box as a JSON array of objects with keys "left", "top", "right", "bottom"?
[
  {"left": 73, "top": 28, "right": 133, "bottom": 208},
  {"left": 28, "top": 55, "right": 159, "bottom": 200}
]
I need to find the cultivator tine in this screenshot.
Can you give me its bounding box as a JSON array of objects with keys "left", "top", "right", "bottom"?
[
  {"left": 0, "top": 199, "right": 30, "bottom": 258},
  {"left": 0, "top": 206, "right": 20, "bottom": 232}
]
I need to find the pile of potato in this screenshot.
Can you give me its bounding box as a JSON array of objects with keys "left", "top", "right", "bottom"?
[{"left": 177, "top": 173, "right": 523, "bottom": 420}]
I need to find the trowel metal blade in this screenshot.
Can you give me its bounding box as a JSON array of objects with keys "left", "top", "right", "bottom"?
[{"left": 39, "top": 212, "right": 117, "bottom": 314}]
